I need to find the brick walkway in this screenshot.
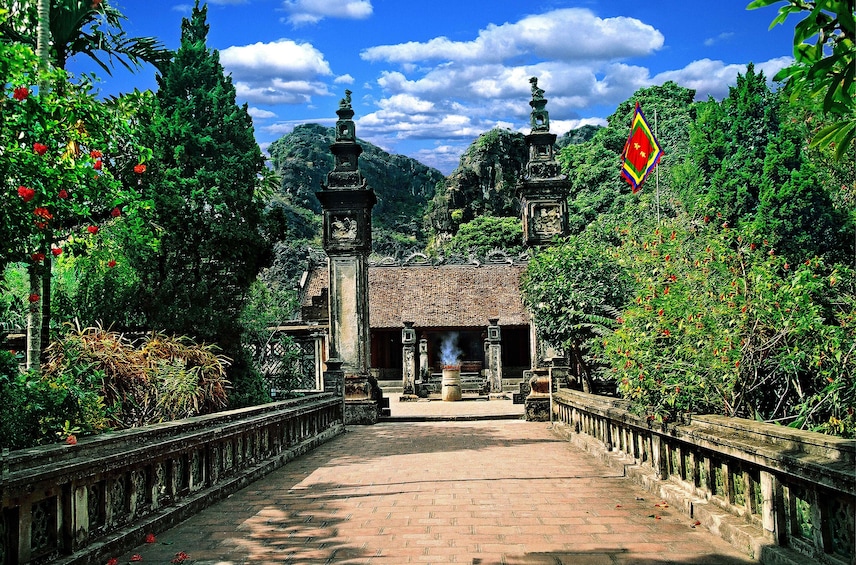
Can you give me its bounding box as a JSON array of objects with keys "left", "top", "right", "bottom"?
[{"left": 117, "top": 420, "right": 755, "bottom": 564}]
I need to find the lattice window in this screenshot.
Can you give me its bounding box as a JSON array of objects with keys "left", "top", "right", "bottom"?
[
  {"left": 109, "top": 475, "right": 128, "bottom": 525},
  {"left": 132, "top": 469, "right": 148, "bottom": 516},
  {"left": 713, "top": 463, "right": 725, "bottom": 497},
  {"left": 829, "top": 495, "right": 854, "bottom": 559},
  {"left": 787, "top": 485, "right": 815, "bottom": 541},
  {"left": 733, "top": 469, "right": 746, "bottom": 507},
  {"left": 88, "top": 482, "right": 105, "bottom": 532},
  {"left": 750, "top": 473, "right": 763, "bottom": 516},
  {"left": 30, "top": 497, "right": 56, "bottom": 557},
  {"left": 190, "top": 451, "right": 204, "bottom": 490},
  {"left": 0, "top": 509, "right": 8, "bottom": 565}
]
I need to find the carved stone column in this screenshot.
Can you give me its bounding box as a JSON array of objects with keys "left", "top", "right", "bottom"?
[
  {"left": 316, "top": 90, "right": 383, "bottom": 424},
  {"left": 518, "top": 77, "right": 570, "bottom": 420},
  {"left": 487, "top": 318, "right": 503, "bottom": 393},
  {"left": 401, "top": 321, "right": 416, "bottom": 395}
]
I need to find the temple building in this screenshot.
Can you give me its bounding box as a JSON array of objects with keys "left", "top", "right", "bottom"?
[{"left": 274, "top": 77, "right": 568, "bottom": 402}]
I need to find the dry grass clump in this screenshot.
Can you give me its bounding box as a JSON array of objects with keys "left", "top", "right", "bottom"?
[{"left": 43, "top": 323, "right": 230, "bottom": 429}]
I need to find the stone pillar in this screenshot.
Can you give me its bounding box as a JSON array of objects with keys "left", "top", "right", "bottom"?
[
  {"left": 487, "top": 318, "right": 503, "bottom": 393},
  {"left": 518, "top": 78, "right": 570, "bottom": 420},
  {"left": 316, "top": 90, "right": 382, "bottom": 424},
  {"left": 401, "top": 321, "right": 416, "bottom": 395}
]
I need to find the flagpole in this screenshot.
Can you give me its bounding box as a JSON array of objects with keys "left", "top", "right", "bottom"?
[{"left": 654, "top": 109, "right": 660, "bottom": 225}]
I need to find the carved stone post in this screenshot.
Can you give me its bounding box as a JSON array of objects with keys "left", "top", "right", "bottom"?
[
  {"left": 518, "top": 77, "right": 570, "bottom": 420},
  {"left": 487, "top": 318, "right": 503, "bottom": 393},
  {"left": 401, "top": 321, "right": 417, "bottom": 395},
  {"left": 316, "top": 90, "right": 382, "bottom": 424}
]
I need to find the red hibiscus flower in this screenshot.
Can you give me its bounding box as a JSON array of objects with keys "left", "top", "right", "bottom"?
[
  {"left": 31, "top": 252, "right": 46, "bottom": 262},
  {"left": 33, "top": 207, "right": 53, "bottom": 220},
  {"left": 51, "top": 247, "right": 62, "bottom": 256},
  {"left": 94, "top": 159, "right": 103, "bottom": 170},
  {"left": 144, "top": 532, "right": 156, "bottom": 543},
  {"left": 130, "top": 555, "right": 143, "bottom": 562},
  {"left": 13, "top": 86, "right": 29, "bottom": 101},
  {"left": 111, "top": 207, "right": 121, "bottom": 217},
  {"left": 107, "top": 259, "right": 117, "bottom": 268},
  {"left": 58, "top": 189, "right": 69, "bottom": 199},
  {"left": 134, "top": 163, "right": 146, "bottom": 174},
  {"left": 106, "top": 558, "right": 119, "bottom": 565},
  {"left": 90, "top": 149, "right": 102, "bottom": 159},
  {"left": 171, "top": 552, "right": 189, "bottom": 564},
  {"left": 65, "top": 435, "right": 77, "bottom": 445},
  {"left": 28, "top": 294, "right": 40, "bottom": 303},
  {"left": 87, "top": 225, "right": 99, "bottom": 234},
  {"left": 33, "top": 143, "right": 48, "bottom": 155},
  {"left": 18, "top": 186, "right": 35, "bottom": 202}
]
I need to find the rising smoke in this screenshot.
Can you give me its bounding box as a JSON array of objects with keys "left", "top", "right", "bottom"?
[{"left": 440, "top": 332, "right": 461, "bottom": 368}]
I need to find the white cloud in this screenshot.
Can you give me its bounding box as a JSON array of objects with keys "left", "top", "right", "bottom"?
[
  {"left": 652, "top": 56, "right": 792, "bottom": 101},
  {"left": 220, "top": 40, "right": 333, "bottom": 105},
  {"left": 361, "top": 8, "right": 663, "bottom": 64},
  {"left": 171, "top": 4, "right": 192, "bottom": 13},
  {"left": 282, "top": 0, "right": 372, "bottom": 25},
  {"left": 334, "top": 74, "right": 355, "bottom": 84},
  {"left": 248, "top": 107, "right": 277, "bottom": 119},
  {"left": 221, "top": 40, "right": 331, "bottom": 80},
  {"left": 704, "top": 32, "right": 735, "bottom": 47}
]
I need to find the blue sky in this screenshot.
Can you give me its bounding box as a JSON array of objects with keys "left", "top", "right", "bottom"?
[{"left": 72, "top": 0, "right": 796, "bottom": 174}]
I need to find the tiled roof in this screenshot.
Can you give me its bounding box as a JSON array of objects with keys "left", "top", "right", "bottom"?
[{"left": 301, "top": 264, "right": 531, "bottom": 329}]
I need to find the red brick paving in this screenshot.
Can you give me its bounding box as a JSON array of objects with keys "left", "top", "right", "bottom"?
[{"left": 116, "top": 421, "right": 756, "bottom": 564}]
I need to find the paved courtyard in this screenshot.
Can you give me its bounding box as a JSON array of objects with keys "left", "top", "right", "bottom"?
[{"left": 115, "top": 412, "right": 756, "bottom": 564}]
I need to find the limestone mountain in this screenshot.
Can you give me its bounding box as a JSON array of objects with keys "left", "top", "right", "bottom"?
[
  {"left": 425, "top": 128, "right": 529, "bottom": 234},
  {"left": 556, "top": 124, "right": 601, "bottom": 149},
  {"left": 267, "top": 123, "right": 444, "bottom": 253}
]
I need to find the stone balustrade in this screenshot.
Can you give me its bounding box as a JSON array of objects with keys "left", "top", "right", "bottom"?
[
  {"left": 551, "top": 388, "right": 855, "bottom": 565},
  {"left": 0, "top": 394, "right": 344, "bottom": 565}
]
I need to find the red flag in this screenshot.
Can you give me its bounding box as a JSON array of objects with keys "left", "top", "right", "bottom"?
[{"left": 621, "top": 102, "right": 663, "bottom": 193}]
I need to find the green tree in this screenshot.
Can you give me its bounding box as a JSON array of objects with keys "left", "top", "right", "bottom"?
[
  {"left": 446, "top": 215, "right": 524, "bottom": 257},
  {"left": 521, "top": 227, "right": 634, "bottom": 391},
  {"left": 128, "top": 1, "right": 269, "bottom": 406},
  {"left": 2, "top": 0, "right": 169, "bottom": 73},
  {"left": 559, "top": 81, "right": 696, "bottom": 233},
  {"left": 749, "top": 0, "right": 856, "bottom": 159}
]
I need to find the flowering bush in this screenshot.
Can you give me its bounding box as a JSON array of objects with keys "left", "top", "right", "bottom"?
[{"left": 599, "top": 217, "right": 855, "bottom": 435}]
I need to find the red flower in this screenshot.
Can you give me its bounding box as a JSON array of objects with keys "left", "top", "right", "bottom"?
[
  {"left": 107, "top": 558, "right": 119, "bottom": 565},
  {"left": 145, "top": 532, "right": 156, "bottom": 544},
  {"left": 58, "top": 189, "right": 69, "bottom": 199},
  {"left": 750, "top": 243, "right": 756, "bottom": 251},
  {"left": 35, "top": 221, "right": 47, "bottom": 230},
  {"left": 33, "top": 207, "right": 53, "bottom": 220},
  {"left": 31, "top": 252, "right": 45, "bottom": 262},
  {"left": 33, "top": 143, "right": 48, "bottom": 155},
  {"left": 28, "top": 294, "right": 40, "bottom": 303},
  {"left": 783, "top": 262, "right": 789, "bottom": 270},
  {"left": 134, "top": 163, "right": 146, "bottom": 174},
  {"left": 130, "top": 555, "right": 143, "bottom": 562},
  {"left": 107, "top": 259, "right": 117, "bottom": 268},
  {"left": 65, "top": 435, "right": 77, "bottom": 445},
  {"left": 87, "top": 225, "right": 99, "bottom": 234},
  {"left": 663, "top": 286, "right": 670, "bottom": 295},
  {"left": 51, "top": 247, "right": 62, "bottom": 256},
  {"left": 734, "top": 361, "right": 740, "bottom": 368},
  {"left": 657, "top": 309, "right": 664, "bottom": 316},
  {"left": 18, "top": 186, "right": 35, "bottom": 202},
  {"left": 663, "top": 329, "right": 671, "bottom": 336},
  {"left": 90, "top": 149, "right": 102, "bottom": 159},
  {"left": 13, "top": 86, "right": 29, "bottom": 101},
  {"left": 664, "top": 254, "right": 670, "bottom": 261},
  {"left": 171, "top": 551, "right": 189, "bottom": 564},
  {"left": 111, "top": 207, "right": 121, "bottom": 217},
  {"left": 703, "top": 216, "right": 710, "bottom": 223},
  {"left": 93, "top": 159, "right": 103, "bottom": 170}
]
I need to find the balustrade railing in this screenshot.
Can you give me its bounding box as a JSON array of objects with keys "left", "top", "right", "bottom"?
[
  {"left": 552, "top": 389, "right": 854, "bottom": 565},
  {"left": 0, "top": 394, "right": 344, "bottom": 565}
]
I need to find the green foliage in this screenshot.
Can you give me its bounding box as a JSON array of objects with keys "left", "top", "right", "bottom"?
[
  {"left": 118, "top": 2, "right": 268, "bottom": 405},
  {"left": 522, "top": 227, "right": 634, "bottom": 388},
  {"left": 446, "top": 216, "right": 523, "bottom": 257},
  {"left": 2, "top": 0, "right": 170, "bottom": 72},
  {"left": 559, "top": 81, "right": 696, "bottom": 233},
  {"left": 599, "top": 216, "right": 855, "bottom": 435},
  {"left": 749, "top": 0, "right": 856, "bottom": 159}
]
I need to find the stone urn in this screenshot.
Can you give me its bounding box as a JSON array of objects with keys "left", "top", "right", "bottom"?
[{"left": 441, "top": 366, "right": 462, "bottom": 401}]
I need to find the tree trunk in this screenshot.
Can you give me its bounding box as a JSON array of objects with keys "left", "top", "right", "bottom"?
[
  {"left": 26, "top": 267, "right": 42, "bottom": 371},
  {"left": 27, "top": 0, "right": 51, "bottom": 372}
]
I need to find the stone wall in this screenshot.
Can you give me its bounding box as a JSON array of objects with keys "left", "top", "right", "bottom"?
[
  {"left": 0, "top": 394, "right": 344, "bottom": 564},
  {"left": 551, "top": 389, "right": 854, "bottom": 565}
]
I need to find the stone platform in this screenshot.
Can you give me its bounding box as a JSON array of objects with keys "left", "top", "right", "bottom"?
[{"left": 113, "top": 417, "right": 756, "bottom": 564}]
